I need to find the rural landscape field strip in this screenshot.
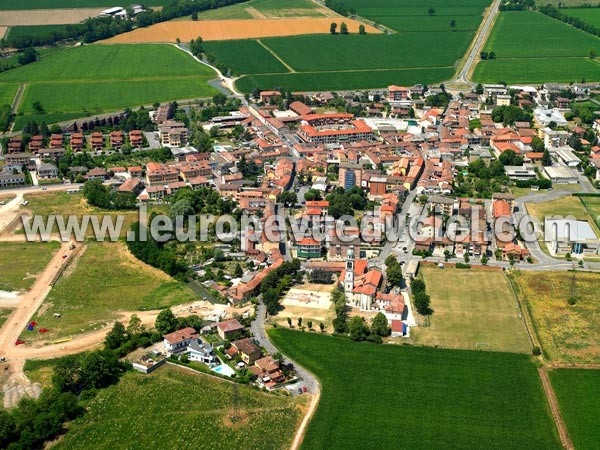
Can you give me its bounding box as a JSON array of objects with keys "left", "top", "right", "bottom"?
[
  {"left": 53, "top": 365, "right": 300, "bottom": 450},
  {"left": 0, "top": 9, "right": 103, "bottom": 26},
  {"left": 548, "top": 368, "right": 600, "bottom": 450},
  {"left": 0, "top": 43, "right": 218, "bottom": 118},
  {"left": 474, "top": 10, "right": 600, "bottom": 82},
  {"left": 561, "top": 7, "right": 600, "bottom": 27},
  {"left": 0, "top": 0, "right": 168, "bottom": 9},
  {"left": 269, "top": 329, "right": 561, "bottom": 450},
  {"left": 203, "top": 39, "right": 290, "bottom": 75},
  {"left": 0, "top": 82, "right": 19, "bottom": 107}
]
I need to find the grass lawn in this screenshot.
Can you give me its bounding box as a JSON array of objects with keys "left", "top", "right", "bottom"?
[
  {"left": 0, "top": 308, "right": 11, "bottom": 329},
  {"left": 55, "top": 364, "right": 301, "bottom": 450},
  {"left": 0, "top": 82, "right": 19, "bottom": 106},
  {"left": 580, "top": 196, "right": 600, "bottom": 229},
  {"left": 269, "top": 328, "right": 561, "bottom": 450},
  {"left": 411, "top": 266, "right": 531, "bottom": 353},
  {"left": 12, "top": 112, "right": 86, "bottom": 131},
  {"left": 474, "top": 11, "right": 600, "bottom": 83},
  {"left": 510, "top": 271, "right": 600, "bottom": 363},
  {"left": 25, "top": 241, "right": 197, "bottom": 342},
  {"left": 0, "top": 44, "right": 217, "bottom": 118},
  {"left": 548, "top": 368, "right": 600, "bottom": 450},
  {"left": 526, "top": 196, "right": 590, "bottom": 221},
  {"left": 0, "top": 241, "right": 60, "bottom": 291}
]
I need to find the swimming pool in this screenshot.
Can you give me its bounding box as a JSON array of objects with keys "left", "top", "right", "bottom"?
[{"left": 212, "top": 364, "right": 235, "bottom": 377}]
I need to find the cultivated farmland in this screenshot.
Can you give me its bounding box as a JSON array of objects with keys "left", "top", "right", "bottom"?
[
  {"left": 0, "top": 44, "right": 217, "bottom": 121},
  {"left": 0, "top": 0, "right": 168, "bottom": 9},
  {"left": 412, "top": 266, "right": 531, "bottom": 353},
  {"left": 203, "top": 39, "right": 290, "bottom": 75},
  {"left": 0, "top": 82, "right": 18, "bottom": 106},
  {"left": 510, "top": 271, "right": 600, "bottom": 363},
  {"left": 549, "top": 368, "right": 600, "bottom": 450},
  {"left": 6, "top": 24, "right": 72, "bottom": 40},
  {"left": 197, "top": 0, "right": 337, "bottom": 19},
  {"left": 0, "top": 9, "right": 102, "bottom": 26},
  {"left": 562, "top": 7, "right": 600, "bottom": 27},
  {"left": 54, "top": 365, "right": 301, "bottom": 450},
  {"left": 474, "top": 11, "right": 600, "bottom": 83},
  {"left": 25, "top": 241, "right": 197, "bottom": 342},
  {"left": 269, "top": 329, "right": 561, "bottom": 450}
]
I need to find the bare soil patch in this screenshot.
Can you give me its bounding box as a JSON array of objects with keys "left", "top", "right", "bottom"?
[
  {"left": 103, "top": 18, "right": 381, "bottom": 43},
  {"left": 0, "top": 8, "right": 102, "bottom": 26}
]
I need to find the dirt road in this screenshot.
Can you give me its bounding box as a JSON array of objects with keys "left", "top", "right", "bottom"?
[
  {"left": 0, "top": 193, "right": 23, "bottom": 235},
  {"left": 538, "top": 367, "right": 574, "bottom": 450}
]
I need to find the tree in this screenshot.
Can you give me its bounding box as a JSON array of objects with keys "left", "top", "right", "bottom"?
[
  {"left": 330, "top": 22, "right": 337, "bottom": 34},
  {"left": 530, "top": 136, "right": 545, "bottom": 152},
  {"left": 475, "top": 83, "right": 484, "bottom": 94},
  {"left": 488, "top": 51, "right": 496, "bottom": 59},
  {"left": 542, "top": 149, "right": 552, "bottom": 166},
  {"left": 590, "top": 48, "right": 596, "bottom": 59},
  {"left": 297, "top": 317, "right": 303, "bottom": 328},
  {"left": 234, "top": 263, "right": 244, "bottom": 278},
  {"left": 126, "top": 314, "right": 143, "bottom": 337},
  {"left": 105, "top": 321, "right": 127, "bottom": 350},
  {"left": 277, "top": 191, "right": 297, "bottom": 207},
  {"left": 428, "top": 7, "right": 435, "bottom": 15},
  {"left": 371, "top": 312, "right": 391, "bottom": 337},
  {"left": 349, "top": 316, "right": 370, "bottom": 341},
  {"left": 414, "top": 291, "right": 431, "bottom": 315},
  {"left": 18, "top": 47, "right": 38, "bottom": 65},
  {"left": 340, "top": 22, "right": 348, "bottom": 34},
  {"left": 450, "top": 19, "right": 456, "bottom": 29},
  {"left": 191, "top": 11, "right": 198, "bottom": 20},
  {"left": 359, "top": 24, "right": 366, "bottom": 34},
  {"left": 481, "top": 254, "right": 489, "bottom": 265},
  {"left": 307, "top": 320, "right": 313, "bottom": 330},
  {"left": 386, "top": 263, "right": 403, "bottom": 287},
  {"left": 155, "top": 309, "right": 178, "bottom": 335},
  {"left": 319, "top": 322, "right": 325, "bottom": 333},
  {"left": 32, "top": 101, "right": 45, "bottom": 114},
  {"left": 287, "top": 317, "right": 292, "bottom": 328}
]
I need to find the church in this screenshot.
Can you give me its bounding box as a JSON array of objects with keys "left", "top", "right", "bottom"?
[{"left": 342, "top": 247, "right": 383, "bottom": 310}]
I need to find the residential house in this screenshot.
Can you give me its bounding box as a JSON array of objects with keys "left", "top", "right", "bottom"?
[
  {"left": 216, "top": 319, "right": 244, "bottom": 340},
  {"left": 163, "top": 327, "right": 199, "bottom": 353}
]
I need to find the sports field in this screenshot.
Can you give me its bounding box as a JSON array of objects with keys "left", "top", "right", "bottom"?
[
  {"left": 562, "top": 7, "right": 600, "bottom": 27},
  {"left": 0, "top": 44, "right": 217, "bottom": 120},
  {"left": 269, "top": 328, "right": 561, "bottom": 450},
  {"left": 510, "top": 271, "right": 600, "bottom": 363},
  {"left": 412, "top": 266, "right": 531, "bottom": 353},
  {"left": 25, "top": 241, "right": 197, "bottom": 342},
  {"left": 55, "top": 365, "right": 301, "bottom": 450},
  {"left": 0, "top": 241, "right": 60, "bottom": 291},
  {"left": 197, "top": 0, "right": 337, "bottom": 19},
  {"left": 549, "top": 368, "right": 600, "bottom": 450},
  {"left": 474, "top": 11, "right": 600, "bottom": 83}
]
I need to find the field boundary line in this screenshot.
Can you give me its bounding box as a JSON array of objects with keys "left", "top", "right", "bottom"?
[
  {"left": 504, "top": 271, "right": 538, "bottom": 350},
  {"left": 291, "top": 388, "right": 320, "bottom": 450},
  {"left": 538, "top": 366, "right": 574, "bottom": 450},
  {"left": 256, "top": 39, "right": 296, "bottom": 73},
  {"left": 244, "top": 65, "right": 454, "bottom": 76}
]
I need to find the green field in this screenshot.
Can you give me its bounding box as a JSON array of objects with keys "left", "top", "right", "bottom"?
[
  {"left": 0, "top": 308, "right": 11, "bottom": 329},
  {"left": 55, "top": 365, "right": 300, "bottom": 450},
  {"left": 0, "top": 44, "right": 217, "bottom": 119},
  {"left": 580, "top": 196, "right": 600, "bottom": 229},
  {"left": 0, "top": 241, "right": 60, "bottom": 291},
  {"left": 6, "top": 24, "right": 71, "bottom": 40},
  {"left": 0, "top": 0, "right": 168, "bottom": 9},
  {"left": 562, "top": 7, "right": 600, "bottom": 27},
  {"left": 510, "top": 271, "right": 600, "bottom": 363},
  {"left": 12, "top": 112, "right": 86, "bottom": 131},
  {"left": 269, "top": 329, "right": 560, "bottom": 449},
  {"left": 198, "top": 0, "right": 332, "bottom": 19},
  {"left": 204, "top": 39, "right": 289, "bottom": 75},
  {"left": 474, "top": 11, "right": 600, "bottom": 83},
  {"left": 549, "top": 368, "right": 600, "bottom": 450},
  {"left": 369, "top": 14, "right": 483, "bottom": 31},
  {"left": 412, "top": 266, "right": 531, "bottom": 353},
  {"left": 0, "top": 83, "right": 18, "bottom": 106},
  {"left": 25, "top": 241, "right": 197, "bottom": 342},
  {"left": 236, "top": 67, "right": 455, "bottom": 92}
]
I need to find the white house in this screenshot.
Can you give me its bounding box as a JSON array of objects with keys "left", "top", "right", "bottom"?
[
  {"left": 186, "top": 340, "right": 217, "bottom": 364},
  {"left": 163, "top": 327, "right": 199, "bottom": 353}
]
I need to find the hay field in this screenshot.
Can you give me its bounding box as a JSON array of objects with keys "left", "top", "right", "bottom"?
[
  {"left": 0, "top": 8, "right": 102, "bottom": 26},
  {"left": 103, "top": 18, "right": 381, "bottom": 43}
]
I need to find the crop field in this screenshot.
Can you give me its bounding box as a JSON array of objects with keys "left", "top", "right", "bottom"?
[
  {"left": 411, "top": 266, "right": 531, "bottom": 353},
  {"left": 55, "top": 365, "right": 301, "bottom": 450},
  {"left": 25, "top": 241, "right": 197, "bottom": 342},
  {"left": 368, "top": 14, "right": 482, "bottom": 32},
  {"left": 0, "top": 44, "right": 217, "bottom": 120},
  {"left": 204, "top": 39, "right": 289, "bottom": 74},
  {"left": 0, "top": 9, "right": 102, "bottom": 26},
  {"left": 6, "top": 24, "right": 71, "bottom": 40},
  {"left": 269, "top": 329, "right": 560, "bottom": 450},
  {"left": 0, "top": 0, "right": 168, "bottom": 9},
  {"left": 562, "top": 7, "right": 600, "bottom": 27},
  {"left": 12, "top": 112, "right": 85, "bottom": 131},
  {"left": 510, "top": 271, "right": 600, "bottom": 363},
  {"left": 0, "top": 82, "right": 18, "bottom": 106},
  {"left": 549, "top": 368, "right": 600, "bottom": 450},
  {"left": 0, "top": 241, "right": 60, "bottom": 291},
  {"left": 474, "top": 11, "right": 600, "bottom": 83},
  {"left": 197, "top": 0, "right": 337, "bottom": 20},
  {"left": 103, "top": 18, "right": 379, "bottom": 43}
]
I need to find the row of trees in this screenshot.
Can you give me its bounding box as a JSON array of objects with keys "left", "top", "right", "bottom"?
[
  {"left": 325, "top": 0, "right": 356, "bottom": 17},
  {"left": 491, "top": 105, "right": 533, "bottom": 125},
  {"left": 498, "top": 0, "right": 535, "bottom": 11},
  {"left": 539, "top": 4, "right": 600, "bottom": 38},
  {"left": 330, "top": 22, "right": 366, "bottom": 34},
  {"left": 348, "top": 313, "right": 391, "bottom": 343},
  {"left": 411, "top": 278, "right": 432, "bottom": 315},
  {"left": 261, "top": 260, "right": 303, "bottom": 314},
  {"left": 479, "top": 51, "right": 496, "bottom": 60}
]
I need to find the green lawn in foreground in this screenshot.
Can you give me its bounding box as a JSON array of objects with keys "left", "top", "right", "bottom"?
[
  {"left": 269, "top": 328, "right": 561, "bottom": 450},
  {"left": 0, "top": 44, "right": 217, "bottom": 118},
  {"left": 0, "top": 241, "right": 60, "bottom": 291},
  {"left": 412, "top": 266, "right": 531, "bottom": 353},
  {"left": 549, "top": 368, "right": 600, "bottom": 450},
  {"left": 25, "top": 242, "right": 196, "bottom": 342},
  {"left": 55, "top": 365, "right": 300, "bottom": 450}
]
